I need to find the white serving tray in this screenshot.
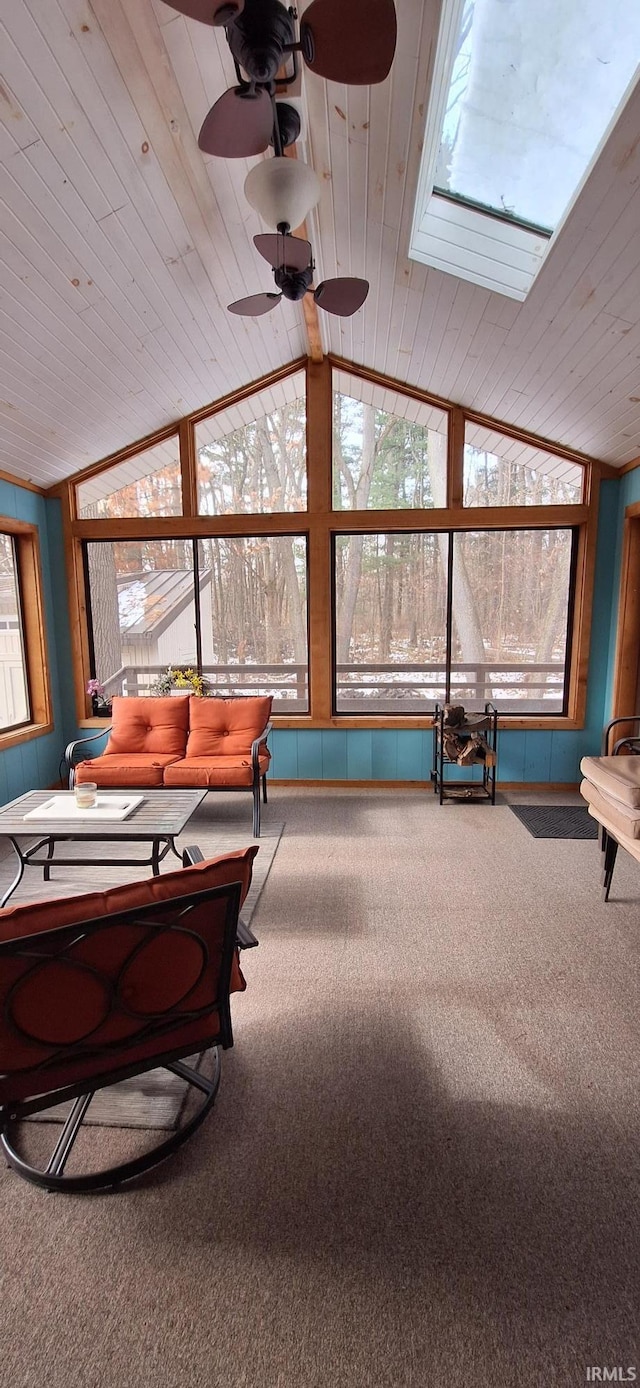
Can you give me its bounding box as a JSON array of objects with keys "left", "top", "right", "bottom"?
[{"left": 23, "top": 794, "right": 144, "bottom": 823}]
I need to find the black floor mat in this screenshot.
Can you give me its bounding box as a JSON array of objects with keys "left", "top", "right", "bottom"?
[{"left": 509, "top": 804, "right": 598, "bottom": 839}]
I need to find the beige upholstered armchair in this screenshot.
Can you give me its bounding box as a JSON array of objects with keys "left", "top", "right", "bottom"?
[{"left": 580, "top": 717, "right": 640, "bottom": 899}]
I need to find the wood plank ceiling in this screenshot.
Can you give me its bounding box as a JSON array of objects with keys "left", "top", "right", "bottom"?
[{"left": 1, "top": 0, "right": 640, "bottom": 487}]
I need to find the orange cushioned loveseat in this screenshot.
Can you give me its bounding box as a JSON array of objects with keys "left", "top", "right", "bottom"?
[{"left": 66, "top": 694, "right": 273, "bottom": 837}]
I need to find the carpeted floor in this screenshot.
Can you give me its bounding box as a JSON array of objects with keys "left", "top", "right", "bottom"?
[{"left": 2, "top": 787, "right": 640, "bottom": 1387}]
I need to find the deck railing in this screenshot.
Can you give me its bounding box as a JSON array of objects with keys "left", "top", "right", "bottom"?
[{"left": 99, "top": 661, "right": 566, "bottom": 715}]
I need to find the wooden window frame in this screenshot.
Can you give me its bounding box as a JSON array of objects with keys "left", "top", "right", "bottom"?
[
  {"left": 330, "top": 524, "right": 580, "bottom": 721},
  {"left": 82, "top": 532, "right": 311, "bottom": 713},
  {"left": 0, "top": 517, "right": 53, "bottom": 750},
  {"left": 51, "top": 355, "right": 604, "bottom": 734}
]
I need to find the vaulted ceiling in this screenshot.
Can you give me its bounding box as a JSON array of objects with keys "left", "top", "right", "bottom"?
[{"left": 2, "top": 0, "right": 640, "bottom": 488}]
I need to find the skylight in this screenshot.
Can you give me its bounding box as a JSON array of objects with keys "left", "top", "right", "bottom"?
[{"left": 409, "top": 0, "right": 640, "bottom": 298}]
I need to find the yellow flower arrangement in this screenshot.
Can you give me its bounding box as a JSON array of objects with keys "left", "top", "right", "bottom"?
[
  {"left": 151, "top": 665, "right": 209, "bottom": 697},
  {"left": 173, "top": 667, "right": 206, "bottom": 696}
]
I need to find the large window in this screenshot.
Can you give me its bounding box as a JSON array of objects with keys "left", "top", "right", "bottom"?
[
  {"left": 0, "top": 532, "right": 29, "bottom": 731},
  {"left": 77, "top": 436, "right": 182, "bottom": 519},
  {"left": 335, "top": 533, "right": 449, "bottom": 711},
  {"left": 71, "top": 359, "right": 595, "bottom": 732},
  {"left": 333, "top": 371, "right": 448, "bottom": 510},
  {"left": 0, "top": 519, "right": 51, "bottom": 745},
  {"left": 450, "top": 529, "right": 575, "bottom": 711},
  {"left": 334, "top": 527, "right": 576, "bottom": 716},
  {"left": 85, "top": 534, "right": 309, "bottom": 711},
  {"left": 464, "top": 422, "right": 583, "bottom": 506},
  {"left": 86, "top": 539, "right": 196, "bottom": 698},
  {"left": 196, "top": 370, "right": 306, "bottom": 515},
  {"left": 198, "top": 537, "right": 308, "bottom": 708}
]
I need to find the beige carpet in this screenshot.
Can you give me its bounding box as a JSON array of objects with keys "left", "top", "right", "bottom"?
[{"left": 2, "top": 787, "right": 640, "bottom": 1388}]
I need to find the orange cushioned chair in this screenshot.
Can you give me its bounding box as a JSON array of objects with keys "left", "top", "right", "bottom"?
[
  {"left": 68, "top": 695, "right": 273, "bottom": 836},
  {"left": 0, "top": 846, "right": 258, "bottom": 1193}
]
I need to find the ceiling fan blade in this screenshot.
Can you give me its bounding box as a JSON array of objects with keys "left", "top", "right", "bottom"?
[
  {"left": 301, "top": 0, "right": 396, "bottom": 84},
  {"left": 314, "top": 278, "right": 369, "bottom": 316},
  {"left": 198, "top": 87, "right": 273, "bottom": 158},
  {"left": 254, "top": 233, "right": 312, "bottom": 272},
  {"left": 227, "top": 292, "right": 283, "bottom": 317},
  {"left": 160, "top": 0, "right": 244, "bottom": 25}
]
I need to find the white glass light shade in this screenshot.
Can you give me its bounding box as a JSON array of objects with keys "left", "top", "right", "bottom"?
[{"left": 244, "top": 157, "right": 321, "bottom": 230}]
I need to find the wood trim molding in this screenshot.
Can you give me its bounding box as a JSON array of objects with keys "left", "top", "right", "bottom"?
[
  {"left": 306, "top": 359, "right": 332, "bottom": 513},
  {"left": 302, "top": 293, "right": 324, "bottom": 364},
  {"left": 328, "top": 354, "right": 454, "bottom": 416},
  {"left": 61, "top": 422, "right": 180, "bottom": 492},
  {"left": 306, "top": 358, "right": 333, "bottom": 720},
  {"left": 448, "top": 406, "right": 464, "bottom": 509},
  {"left": 566, "top": 470, "right": 599, "bottom": 726},
  {"left": 460, "top": 408, "right": 601, "bottom": 474},
  {"left": 0, "top": 469, "right": 45, "bottom": 496},
  {"left": 59, "top": 487, "right": 93, "bottom": 724},
  {"left": 0, "top": 516, "right": 53, "bottom": 748},
  {"left": 620, "top": 455, "right": 640, "bottom": 476},
  {"left": 272, "top": 716, "right": 583, "bottom": 730},
  {"left": 178, "top": 418, "right": 198, "bottom": 518},
  {"left": 71, "top": 503, "right": 588, "bottom": 542},
  {"left": 187, "top": 358, "right": 307, "bottom": 427}
]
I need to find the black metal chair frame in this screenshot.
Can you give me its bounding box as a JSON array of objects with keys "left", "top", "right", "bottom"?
[
  {"left": 0, "top": 852, "right": 257, "bottom": 1193},
  {"left": 65, "top": 721, "right": 272, "bottom": 837},
  {"left": 592, "top": 717, "right": 640, "bottom": 901}
]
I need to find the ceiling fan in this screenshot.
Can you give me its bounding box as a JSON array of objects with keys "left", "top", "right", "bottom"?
[
  {"left": 227, "top": 227, "right": 369, "bottom": 317},
  {"left": 160, "top": 0, "right": 398, "bottom": 158}
]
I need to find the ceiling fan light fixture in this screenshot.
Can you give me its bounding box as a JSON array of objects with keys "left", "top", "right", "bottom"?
[
  {"left": 198, "top": 86, "right": 273, "bottom": 157},
  {"left": 244, "top": 156, "right": 321, "bottom": 231}
]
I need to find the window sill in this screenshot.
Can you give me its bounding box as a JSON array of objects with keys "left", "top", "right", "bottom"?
[
  {"left": 0, "top": 721, "right": 54, "bottom": 751},
  {"left": 78, "top": 715, "right": 582, "bottom": 732},
  {"left": 271, "top": 715, "right": 582, "bottom": 732}
]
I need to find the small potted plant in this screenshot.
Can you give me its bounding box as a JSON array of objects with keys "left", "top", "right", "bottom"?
[{"left": 87, "top": 678, "right": 112, "bottom": 717}]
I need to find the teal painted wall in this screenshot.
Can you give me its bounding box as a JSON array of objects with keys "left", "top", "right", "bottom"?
[
  {"left": 6, "top": 472, "right": 636, "bottom": 798},
  {"left": 0, "top": 481, "right": 75, "bottom": 804}
]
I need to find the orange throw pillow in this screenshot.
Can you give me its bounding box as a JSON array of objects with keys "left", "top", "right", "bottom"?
[
  {"left": 186, "top": 695, "right": 272, "bottom": 759},
  {"left": 105, "top": 696, "right": 189, "bottom": 756}
]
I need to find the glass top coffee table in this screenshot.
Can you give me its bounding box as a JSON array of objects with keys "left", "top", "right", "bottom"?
[{"left": 0, "top": 789, "right": 208, "bottom": 908}]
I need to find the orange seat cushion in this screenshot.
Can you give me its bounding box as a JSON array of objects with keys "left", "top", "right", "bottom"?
[
  {"left": 76, "top": 753, "right": 181, "bottom": 789},
  {"left": 105, "top": 696, "right": 189, "bottom": 757},
  {"left": 0, "top": 848, "right": 258, "bottom": 1105},
  {"left": 164, "top": 754, "right": 270, "bottom": 788},
  {"left": 186, "top": 695, "right": 272, "bottom": 759}
]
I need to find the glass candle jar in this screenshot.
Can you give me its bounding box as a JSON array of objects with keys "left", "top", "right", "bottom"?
[{"left": 74, "top": 782, "right": 97, "bottom": 809}]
